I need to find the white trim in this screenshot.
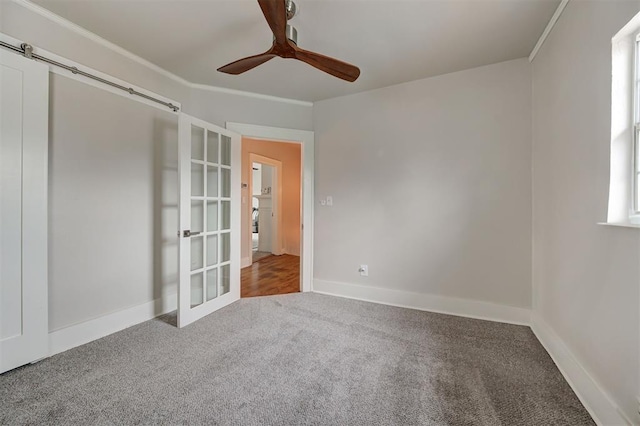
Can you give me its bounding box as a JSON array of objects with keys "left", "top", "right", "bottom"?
[
  {"left": 313, "top": 279, "right": 531, "bottom": 326},
  {"left": 10, "top": 0, "right": 313, "bottom": 107},
  {"left": 49, "top": 293, "right": 177, "bottom": 357},
  {"left": 190, "top": 83, "right": 312, "bottom": 107},
  {"left": 597, "top": 221, "right": 640, "bottom": 229},
  {"left": 530, "top": 314, "right": 632, "bottom": 426},
  {"left": 241, "top": 256, "right": 252, "bottom": 268},
  {"left": 529, "top": 0, "right": 570, "bottom": 62},
  {"left": 227, "top": 123, "right": 314, "bottom": 293},
  {"left": 633, "top": 39, "right": 640, "bottom": 216}
]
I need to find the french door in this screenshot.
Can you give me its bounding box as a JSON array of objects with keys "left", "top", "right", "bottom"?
[
  {"left": 0, "top": 51, "right": 49, "bottom": 373},
  {"left": 177, "top": 114, "right": 241, "bottom": 328}
]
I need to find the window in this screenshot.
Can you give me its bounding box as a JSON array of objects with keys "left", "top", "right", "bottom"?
[{"left": 607, "top": 16, "right": 640, "bottom": 227}]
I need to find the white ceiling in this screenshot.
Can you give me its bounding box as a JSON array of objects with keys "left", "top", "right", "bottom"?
[{"left": 31, "top": 0, "right": 560, "bottom": 102}]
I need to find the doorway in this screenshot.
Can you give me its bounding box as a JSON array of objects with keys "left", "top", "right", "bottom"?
[
  {"left": 251, "top": 161, "right": 279, "bottom": 263},
  {"left": 240, "top": 138, "right": 302, "bottom": 298},
  {"left": 227, "top": 123, "right": 314, "bottom": 294}
]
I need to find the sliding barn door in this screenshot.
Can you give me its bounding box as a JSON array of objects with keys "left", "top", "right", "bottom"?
[
  {"left": 0, "top": 51, "right": 49, "bottom": 373},
  {"left": 177, "top": 114, "right": 241, "bottom": 328}
]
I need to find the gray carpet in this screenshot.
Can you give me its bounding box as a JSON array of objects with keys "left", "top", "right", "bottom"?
[{"left": 1, "top": 293, "right": 593, "bottom": 425}]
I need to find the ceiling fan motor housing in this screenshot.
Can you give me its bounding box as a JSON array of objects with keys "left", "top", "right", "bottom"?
[{"left": 285, "top": 0, "right": 297, "bottom": 20}]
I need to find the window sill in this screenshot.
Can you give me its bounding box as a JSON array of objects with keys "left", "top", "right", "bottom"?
[{"left": 597, "top": 221, "right": 640, "bottom": 229}]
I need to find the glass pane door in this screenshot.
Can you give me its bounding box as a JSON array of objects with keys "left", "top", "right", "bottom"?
[{"left": 178, "top": 115, "right": 240, "bottom": 328}]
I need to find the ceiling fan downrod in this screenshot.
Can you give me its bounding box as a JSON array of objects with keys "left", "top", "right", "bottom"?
[{"left": 284, "top": 25, "right": 297, "bottom": 45}]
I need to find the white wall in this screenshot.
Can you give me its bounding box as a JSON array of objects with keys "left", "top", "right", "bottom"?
[
  {"left": 1, "top": 1, "right": 312, "bottom": 335},
  {"left": 532, "top": 1, "right": 640, "bottom": 422},
  {"left": 252, "top": 164, "right": 262, "bottom": 197},
  {"left": 313, "top": 59, "right": 532, "bottom": 311},
  {"left": 48, "top": 75, "right": 178, "bottom": 331}
]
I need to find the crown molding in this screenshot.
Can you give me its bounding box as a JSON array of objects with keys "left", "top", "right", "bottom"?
[
  {"left": 529, "top": 0, "right": 570, "bottom": 62},
  {"left": 190, "top": 83, "right": 313, "bottom": 107},
  {"left": 10, "top": 0, "right": 313, "bottom": 107}
]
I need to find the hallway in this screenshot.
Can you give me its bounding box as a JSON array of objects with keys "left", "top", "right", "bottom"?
[{"left": 241, "top": 254, "right": 300, "bottom": 298}]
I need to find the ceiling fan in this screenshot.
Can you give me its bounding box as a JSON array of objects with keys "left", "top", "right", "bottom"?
[{"left": 217, "top": 0, "right": 360, "bottom": 82}]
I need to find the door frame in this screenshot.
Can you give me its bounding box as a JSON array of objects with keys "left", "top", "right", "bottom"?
[
  {"left": 249, "top": 154, "right": 284, "bottom": 260},
  {"left": 227, "top": 123, "right": 314, "bottom": 293}
]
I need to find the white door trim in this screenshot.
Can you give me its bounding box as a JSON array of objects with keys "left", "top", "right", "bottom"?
[
  {"left": 227, "top": 123, "right": 314, "bottom": 293},
  {"left": 249, "top": 153, "right": 284, "bottom": 260}
]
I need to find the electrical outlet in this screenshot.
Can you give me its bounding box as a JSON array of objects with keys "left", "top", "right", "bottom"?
[
  {"left": 326, "top": 196, "right": 333, "bottom": 206},
  {"left": 359, "top": 264, "right": 368, "bottom": 276},
  {"left": 320, "top": 199, "right": 326, "bottom": 206}
]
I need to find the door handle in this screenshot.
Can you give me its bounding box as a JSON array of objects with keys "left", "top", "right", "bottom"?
[{"left": 183, "top": 230, "right": 202, "bottom": 237}]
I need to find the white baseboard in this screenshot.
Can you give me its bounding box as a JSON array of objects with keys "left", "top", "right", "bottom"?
[
  {"left": 530, "top": 314, "right": 632, "bottom": 426},
  {"left": 312, "top": 279, "right": 531, "bottom": 326},
  {"left": 241, "top": 256, "right": 251, "bottom": 268},
  {"left": 49, "top": 292, "right": 177, "bottom": 357}
]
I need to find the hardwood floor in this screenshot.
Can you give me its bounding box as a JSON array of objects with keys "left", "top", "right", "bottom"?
[
  {"left": 241, "top": 254, "right": 300, "bottom": 298},
  {"left": 252, "top": 250, "right": 271, "bottom": 262}
]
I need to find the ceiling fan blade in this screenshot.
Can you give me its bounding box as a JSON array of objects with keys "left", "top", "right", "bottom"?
[
  {"left": 293, "top": 47, "right": 360, "bottom": 82},
  {"left": 217, "top": 51, "right": 277, "bottom": 75},
  {"left": 258, "top": 0, "right": 288, "bottom": 46}
]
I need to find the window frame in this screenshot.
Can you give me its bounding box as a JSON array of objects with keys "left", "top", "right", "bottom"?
[{"left": 632, "top": 34, "right": 640, "bottom": 216}]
